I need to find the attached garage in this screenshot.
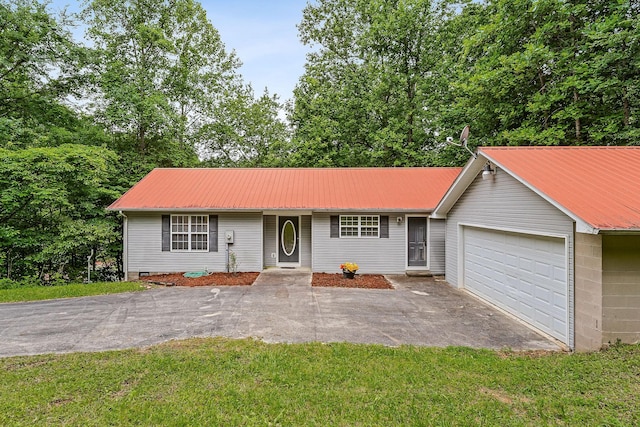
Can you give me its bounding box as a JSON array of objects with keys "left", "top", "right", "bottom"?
[
  {"left": 462, "top": 226, "right": 569, "bottom": 343},
  {"left": 433, "top": 146, "right": 640, "bottom": 351}
]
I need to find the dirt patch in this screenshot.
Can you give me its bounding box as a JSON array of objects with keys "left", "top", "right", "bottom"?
[
  {"left": 312, "top": 273, "right": 393, "bottom": 289},
  {"left": 139, "top": 272, "right": 259, "bottom": 287}
]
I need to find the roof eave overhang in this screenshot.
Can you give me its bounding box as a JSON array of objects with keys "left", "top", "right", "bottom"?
[
  {"left": 587, "top": 227, "right": 640, "bottom": 235},
  {"left": 107, "top": 207, "right": 266, "bottom": 212},
  {"left": 482, "top": 152, "right": 602, "bottom": 235},
  {"left": 431, "top": 150, "right": 603, "bottom": 235},
  {"left": 108, "top": 207, "right": 434, "bottom": 213}
]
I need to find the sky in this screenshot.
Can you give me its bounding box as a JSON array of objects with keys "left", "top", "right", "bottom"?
[{"left": 48, "top": 0, "right": 311, "bottom": 102}]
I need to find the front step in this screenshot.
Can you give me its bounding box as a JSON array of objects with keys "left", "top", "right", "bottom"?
[{"left": 405, "top": 270, "right": 433, "bottom": 277}]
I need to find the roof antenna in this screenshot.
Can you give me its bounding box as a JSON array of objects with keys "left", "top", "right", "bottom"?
[{"left": 446, "top": 125, "right": 476, "bottom": 159}]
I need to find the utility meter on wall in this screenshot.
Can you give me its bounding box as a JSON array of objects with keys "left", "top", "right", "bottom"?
[{"left": 225, "top": 230, "right": 234, "bottom": 244}]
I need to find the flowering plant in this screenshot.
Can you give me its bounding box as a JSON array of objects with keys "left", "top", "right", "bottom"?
[{"left": 340, "top": 262, "right": 359, "bottom": 273}]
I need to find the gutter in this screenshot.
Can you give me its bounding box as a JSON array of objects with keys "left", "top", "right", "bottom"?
[{"left": 107, "top": 207, "right": 436, "bottom": 213}]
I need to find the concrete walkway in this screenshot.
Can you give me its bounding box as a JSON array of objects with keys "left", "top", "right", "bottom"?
[{"left": 0, "top": 269, "right": 560, "bottom": 357}]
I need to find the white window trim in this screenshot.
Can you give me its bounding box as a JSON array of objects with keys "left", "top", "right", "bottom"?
[
  {"left": 339, "top": 215, "right": 380, "bottom": 238},
  {"left": 171, "top": 214, "right": 209, "bottom": 252}
]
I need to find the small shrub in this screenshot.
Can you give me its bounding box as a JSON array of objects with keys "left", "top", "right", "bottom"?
[
  {"left": 0, "top": 278, "right": 19, "bottom": 290},
  {"left": 19, "top": 276, "right": 40, "bottom": 288},
  {"left": 92, "top": 264, "right": 121, "bottom": 282},
  {"left": 229, "top": 250, "right": 238, "bottom": 274},
  {"left": 43, "top": 272, "right": 69, "bottom": 287}
]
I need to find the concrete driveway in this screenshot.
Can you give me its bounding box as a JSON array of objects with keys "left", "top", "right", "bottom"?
[{"left": 0, "top": 269, "right": 560, "bottom": 357}]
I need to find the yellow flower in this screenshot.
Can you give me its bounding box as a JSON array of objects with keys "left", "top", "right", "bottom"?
[{"left": 341, "top": 262, "right": 359, "bottom": 272}]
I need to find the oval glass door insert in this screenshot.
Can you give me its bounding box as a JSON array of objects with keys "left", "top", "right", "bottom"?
[{"left": 281, "top": 220, "right": 297, "bottom": 256}]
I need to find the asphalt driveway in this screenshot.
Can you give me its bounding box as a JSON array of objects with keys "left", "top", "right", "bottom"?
[{"left": 0, "top": 269, "right": 560, "bottom": 357}]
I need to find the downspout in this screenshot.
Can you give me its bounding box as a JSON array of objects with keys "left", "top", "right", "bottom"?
[{"left": 119, "top": 211, "right": 128, "bottom": 282}]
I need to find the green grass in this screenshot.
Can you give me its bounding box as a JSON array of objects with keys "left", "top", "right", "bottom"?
[
  {"left": 1, "top": 339, "right": 638, "bottom": 426},
  {"left": 0, "top": 282, "right": 145, "bottom": 303}
]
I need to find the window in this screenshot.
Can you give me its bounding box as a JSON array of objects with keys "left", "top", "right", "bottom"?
[
  {"left": 340, "top": 215, "right": 379, "bottom": 237},
  {"left": 171, "top": 215, "right": 208, "bottom": 251}
]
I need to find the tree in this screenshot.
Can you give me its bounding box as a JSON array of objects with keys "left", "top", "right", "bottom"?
[
  {"left": 291, "top": 0, "right": 638, "bottom": 166},
  {"left": 0, "top": 145, "right": 119, "bottom": 280},
  {"left": 83, "top": 0, "right": 288, "bottom": 168},
  {"left": 0, "top": 0, "right": 90, "bottom": 149},
  {"left": 200, "top": 88, "right": 290, "bottom": 167},
  {"left": 290, "top": 0, "right": 459, "bottom": 166},
  {"left": 453, "top": 0, "right": 639, "bottom": 147}
]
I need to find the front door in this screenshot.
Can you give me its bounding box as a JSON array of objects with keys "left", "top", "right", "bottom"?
[
  {"left": 278, "top": 216, "right": 300, "bottom": 265},
  {"left": 408, "top": 217, "right": 427, "bottom": 267}
]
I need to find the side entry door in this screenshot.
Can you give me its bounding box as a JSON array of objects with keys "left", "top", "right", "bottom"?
[{"left": 408, "top": 217, "right": 427, "bottom": 267}]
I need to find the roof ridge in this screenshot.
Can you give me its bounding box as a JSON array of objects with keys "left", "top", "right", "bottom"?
[
  {"left": 151, "top": 166, "right": 463, "bottom": 171},
  {"left": 480, "top": 146, "right": 640, "bottom": 151}
]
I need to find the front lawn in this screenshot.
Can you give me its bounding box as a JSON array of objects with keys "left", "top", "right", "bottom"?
[
  {"left": 0, "top": 282, "right": 145, "bottom": 303},
  {"left": 1, "top": 338, "right": 638, "bottom": 425}
]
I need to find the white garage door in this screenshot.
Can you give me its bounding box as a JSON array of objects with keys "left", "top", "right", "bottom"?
[{"left": 464, "top": 227, "right": 568, "bottom": 343}]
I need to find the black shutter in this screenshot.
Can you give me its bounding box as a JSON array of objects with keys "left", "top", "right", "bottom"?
[
  {"left": 209, "top": 215, "right": 218, "bottom": 252},
  {"left": 380, "top": 216, "right": 389, "bottom": 238},
  {"left": 330, "top": 215, "right": 339, "bottom": 238},
  {"left": 162, "top": 215, "right": 171, "bottom": 251}
]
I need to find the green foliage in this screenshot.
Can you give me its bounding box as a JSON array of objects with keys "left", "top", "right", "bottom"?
[
  {"left": 83, "top": 0, "right": 288, "bottom": 167},
  {"left": 0, "top": 281, "right": 145, "bottom": 303},
  {"left": 2, "top": 0, "right": 638, "bottom": 276},
  {"left": 0, "top": 0, "right": 289, "bottom": 280},
  {"left": 0, "top": 278, "right": 19, "bottom": 290},
  {"left": 290, "top": 0, "right": 639, "bottom": 166},
  {"left": 0, "top": 144, "right": 119, "bottom": 279},
  {"left": 290, "top": 0, "right": 455, "bottom": 166},
  {"left": 1, "top": 339, "right": 639, "bottom": 425},
  {"left": 0, "top": 0, "right": 89, "bottom": 145},
  {"left": 201, "top": 89, "right": 291, "bottom": 167},
  {"left": 447, "top": 0, "right": 640, "bottom": 148}
]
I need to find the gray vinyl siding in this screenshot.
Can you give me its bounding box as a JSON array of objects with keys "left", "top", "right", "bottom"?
[
  {"left": 428, "top": 218, "right": 446, "bottom": 275},
  {"left": 263, "top": 215, "right": 311, "bottom": 268},
  {"left": 263, "top": 215, "right": 277, "bottom": 268},
  {"left": 301, "top": 215, "right": 312, "bottom": 268},
  {"left": 127, "top": 212, "right": 263, "bottom": 273},
  {"left": 444, "top": 171, "right": 575, "bottom": 347},
  {"left": 312, "top": 212, "right": 406, "bottom": 274},
  {"left": 445, "top": 172, "right": 574, "bottom": 286}
]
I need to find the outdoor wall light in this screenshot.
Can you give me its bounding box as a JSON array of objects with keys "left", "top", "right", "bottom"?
[{"left": 482, "top": 163, "right": 496, "bottom": 180}]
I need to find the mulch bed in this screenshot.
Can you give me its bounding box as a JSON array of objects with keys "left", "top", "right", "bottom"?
[
  {"left": 139, "top": 271, "right": 392, "bottom": 289},
  {"left": 312, "top": 273, "right": 393, "bottom": 289},
  {"left": 139, "top": 272, "right": 259, "bottom": 287}
]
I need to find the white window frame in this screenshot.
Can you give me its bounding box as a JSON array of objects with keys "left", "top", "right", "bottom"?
[
  {"left": 339, "top": 215, "right": 380, "bottom": 238},
  {"left": 171, "top": 214, "right": 208, "bottom": 252}
]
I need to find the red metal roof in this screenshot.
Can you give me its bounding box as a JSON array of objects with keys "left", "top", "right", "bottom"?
[
  {"left": 480, "top": 146, "right": 640, "bottom": 230},
  {"left": 108, "top": 167, "right": 462, "bottom": 211}
]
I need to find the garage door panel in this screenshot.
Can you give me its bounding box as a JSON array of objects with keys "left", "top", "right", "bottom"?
[
  {"left": 464, "top": 228, "right": 568, "bottom": 343},
  {"left": 535, "top": 261, "right": 552, "bottom": 278}
]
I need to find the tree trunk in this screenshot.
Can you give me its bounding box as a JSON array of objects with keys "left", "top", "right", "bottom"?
[
  {"left": 406, "top": 78, "right": 415, "bottom": 146},
  {"left": 623, "top": 86, "right": 630, "bottom": 127},
  {"left": 574, "top": 88, "right": 581, "bottom": 142},
  {"left": 138, "top": 124, "right": 146, "bottom": 154}
]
